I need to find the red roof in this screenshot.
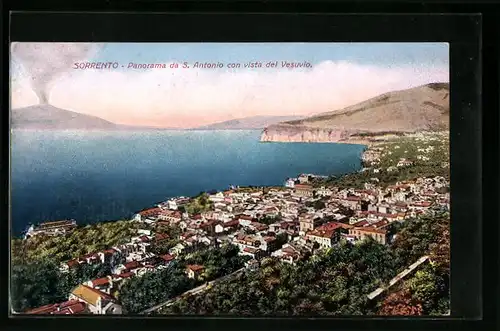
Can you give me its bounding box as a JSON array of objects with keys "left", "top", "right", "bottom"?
[
  {"left": 263, "top": 236, "right": 276, "bottom": 242},
  {"left": 355, "top": 226, "right": 387, "bottom": 235},
  {"left": 353, "top": 220, "right": 369, "bottom": 227},
  {"left": 155, "top": 233, "right": 170, "bottom": 241},
  {"left": 345, "top": 196, "right": 362, "bottom": 202},
  {"left": 187, "top": 264, "right": 204, "bottom": 272},
  {"left": 243, "top": 247, "right": 259, "bottom": 254},
  {"left": 139, "top": 235, "right": 150, "bottom": 242},
  {"left": 412, "top": 201, "right": 433, "bottom": 207},
  {"left": 139, "top": 207, "right": 162, "bottom": 216},
  {"left": 91, "top": 277, "right": 110, "bottom": 287},
  {"left": 26, "top": 303, "right": 58, "bottom": 314},
  {"left": 124, "top": 261, "right": 142, "bottom": 270},
  {"left": 317, "top": 222, "right": 353, "bottom": 231},
  {"left": 192, "top": 214, "right": 203, "bottom": 220},
  {"left": 199, "top": 220, "right": 218, "bottom": 228},
  {"left": 372, "top": 220, "right": 390, "bottom": 228},
  {"left": 307, "top": 229, "right": 335, "bottom": 239},
  {"left": 26, "top": 300, "right": 87, "bottom": 315},
  {"left": 237, "top": 215, "right": 253, "bottom": 221},
  {"left": 224, "top": 220, "right": 240, "bottom": 227},
  {"left": 66, "top": 259, "right": 79, "bottom": 267},
  {"left": 295, "top": 184, "right": 313, "bottom": 190},
  {"left": 64, "top": 302, "right": 87, "bottom": 314},
  {"left": 119, "top": 272, "right": 134, "bottom": 278},
  {"left": 160, "top": 254, "right": 175, "bottom": 262}
]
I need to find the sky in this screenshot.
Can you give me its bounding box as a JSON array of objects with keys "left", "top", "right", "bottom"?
[{"left": 11, "top": 42, "right": 449, "bottom": 128}]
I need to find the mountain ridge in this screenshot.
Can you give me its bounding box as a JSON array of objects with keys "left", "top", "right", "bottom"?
[
  {"left": 260, "top": 82, "right": 449, "bottom": 143},
  {"left": 11, "top": 104, "right": 181, "bottom": 131},
  {"left": 190, "top": 115, "right": 306, "bottom": 130}
]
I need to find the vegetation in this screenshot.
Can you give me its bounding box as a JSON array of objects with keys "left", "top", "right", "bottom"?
[
  {"left": 184, "top": 193, "right": 213, "bottom": 215},
  {"left": 11, "top": 220, "right": 141, "bottom": 265},
  {"left": 324, "top": 133, "right": 449, "bottom": 189},
  {"left": 161, "top": 212, "right": 450, "bottom": 316},
  {"left": 11, "top": 258, "right": 119, "bottom": 312},
  {"left": 119, "top": 262, "right": 194, "bottom": 314},
  {"left": 119, "top": 244, "right": 248, "bottom": 314}
]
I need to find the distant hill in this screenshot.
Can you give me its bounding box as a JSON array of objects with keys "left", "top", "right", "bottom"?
[
  {"left": 11, "top": 104, "right": 179, "bottom": 130},
  {"left": 260, "top": 83, "right": 450, "bottom": 143},
  {"left": 191, "top": 115, "right": 306, "bottom": 130}
]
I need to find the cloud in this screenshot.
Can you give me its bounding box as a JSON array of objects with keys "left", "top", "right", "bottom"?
[{"left": 11, "top": 60, "right": 449, "bottom": 128}]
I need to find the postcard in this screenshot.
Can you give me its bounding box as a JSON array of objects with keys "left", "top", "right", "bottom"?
[{"left": 10, "top": 42, "right": 450, "bottom": 316}]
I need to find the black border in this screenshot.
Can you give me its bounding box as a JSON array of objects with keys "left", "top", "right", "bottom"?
[{"left": 3, "top": 9, "right": 488, "bottom": 331}]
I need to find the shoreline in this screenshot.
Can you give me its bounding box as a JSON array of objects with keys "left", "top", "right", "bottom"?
[{"left": 14, "top": 131, "right": 450, "bottom": 238}]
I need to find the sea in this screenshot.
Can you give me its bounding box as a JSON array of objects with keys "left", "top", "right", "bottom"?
[{"left": 10, "top": 129, "right": 365, "bottom": 236}]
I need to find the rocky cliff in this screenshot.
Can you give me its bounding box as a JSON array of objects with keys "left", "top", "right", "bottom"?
[{"left": 260, "top": 82, "right": 449, "bottom": 143}]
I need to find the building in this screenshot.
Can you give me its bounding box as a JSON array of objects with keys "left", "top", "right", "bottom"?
[
  {"left": 86, "top": 276, "right": 114, "bottom": 294},
  {"left": 298, "top": 214, "right": 323, "bottom": 234},
  {"left": 24, "top": 219, "right": 77, "bottom": 239},
  {"left": 69, "top": 285, "right": 123, "bottom": 314},
  {"left": 294, "top": 184, "right": 314, "bottom": 198},
  {"left": 25, "top": 300, "right": 89, "bottom": 315},
  {"left": 186, "top": 264, "right": 204, "bottom": 280},
  {"left": 298, "top": 174, "right": 310, "bottom": 184},
  {"left": 305, "top": 222, "right": 352, "bottom": 249},
  {"left": 349, "top": 226, "right": 389, "bottom": 245}
]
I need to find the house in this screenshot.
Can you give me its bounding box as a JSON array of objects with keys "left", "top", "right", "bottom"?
[
  {"left": 240, "top": 246, "right": 266, "bottom": 259},
  {"left": 186, "top": 264, "right": 204, "bottom": 280},
  {"left": 293, "top": 184, "right": 314, "bottom": 198},
  {"left": 284, "top": 178, "right": 295, "bottom": 188},
  {"left": 198, "top": 219, "right": 218, "bottom": 236},
  {"left": 341, "top": 196, "right": 364, "bottom": 210},
  {"left": 245, "top": 259, "right": 260, "bottom": 270},
  {"left": 69, "top": 285, "right": 123, "bottom": 314},
  {"left": 98, "top": 249, "right": 117, "bottom": 264},
  {"left": 298, "top": 174, "right": 310, "bottom": 184},
  {"left": 349, "top": 226, "right": 389, "bottom": 245},
  {"left": 316, "top": 186, "right": 332, "bottom": 197},
  {"left": 154, "top": 233, "right": 170, "bottom": 244},
  {"left": 86, "top": 276, "right": 113, "bottom": 294},
  {"left": 24, "top": 219, "right": 77, "bottom": 240},
  {"left": 159, "top": 254, "right": 175, "bottom": 266},
  {"left": 136, "top": 207, "right": 162, "bottom": 221},
  {"left": 25, "top": 299, "right": 89, "bottom": 315},
  {"left": 298, "top": 214, "right": 323, "bottom": 234},
  {"left": 271, "top": 244, "right": 302, "bottom": 264},
  {"left": 158, "top": 210, "right": 182, "bottom": 223}
]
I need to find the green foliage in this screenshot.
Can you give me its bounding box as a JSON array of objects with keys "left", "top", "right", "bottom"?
[
  {"left": 323, "top": 133, "right": 449, "bottom": 188},
  {"left": 162, "top": 212, "right": 450, "bottom": 316},
  {"left": 259, "top": 214, "right": 282, "bottom": 225},
  {"left": 12, "top": 220, "right": 140, "bottom": 265},
  {"left": 11, "top": 259, "right": 116, "bottom": 312},
  {"left": 119, "top": 262, "right": 194, "bottom": 314},
  {"left": 119, "top": 244, "right": 247, "bottom": 313},
  {"left": 305, "top": 199, "right": 326, "bottom": 210},
  {"left": 184, "top": 193, "right": 213, "bottom": 215}
]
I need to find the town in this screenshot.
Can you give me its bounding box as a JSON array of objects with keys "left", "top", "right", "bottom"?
[{"left": 18, "top": 133, "right": 450, "bottom": 315}]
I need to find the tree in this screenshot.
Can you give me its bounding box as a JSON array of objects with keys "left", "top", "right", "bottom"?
[{"left": 378, "top": 289, "right": 423, "bottom": 316}]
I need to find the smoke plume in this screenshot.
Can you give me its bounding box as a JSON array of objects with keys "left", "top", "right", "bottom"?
[{"left": 11, "top": 42, "right": 99, "bottom": 104}]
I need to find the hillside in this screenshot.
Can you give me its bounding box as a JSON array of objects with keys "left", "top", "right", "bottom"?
[
  {"left": 11, "top": 104, "right": 119, "bottom": 130},
  {"left": 192, "top": 115, "right": 305, "bottom": 130},
  {"left": 260, "top": 83, "right": 449, "bottom": 143},
  {"left": 11, "top": 104, "right": 179, "bottom": 130}
]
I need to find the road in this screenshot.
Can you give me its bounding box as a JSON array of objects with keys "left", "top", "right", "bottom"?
[
  {"left": 141, "top": 267, "right": 246, "bottom": 314},
  {"left": 367, "top": 255, "right": 429, "bottom": 300}
]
